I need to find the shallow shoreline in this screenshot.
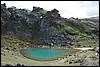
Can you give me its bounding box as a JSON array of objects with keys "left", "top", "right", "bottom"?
[{"left": 1, "top": 46, "right": 99, "bottom": 66}]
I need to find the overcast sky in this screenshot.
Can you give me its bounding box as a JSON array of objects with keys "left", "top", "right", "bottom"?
[{"left": 1, "top": 1, "right": 99, "bottom": 18}]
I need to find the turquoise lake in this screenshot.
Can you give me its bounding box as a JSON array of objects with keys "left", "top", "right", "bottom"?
[{"left": 20, "top": 48, "right": 75, "bottom": 61}]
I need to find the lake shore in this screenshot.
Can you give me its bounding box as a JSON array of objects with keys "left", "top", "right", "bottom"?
[
  {"left": 1, "top": 46, "right": 99, "bottom": 66},
  {"left": 1, "top": 35, "right": 99, "bottom": 66}
]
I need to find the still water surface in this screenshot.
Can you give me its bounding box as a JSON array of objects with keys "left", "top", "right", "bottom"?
[{"left": 21, "top": 48, "right": 74, "bottom": 61}]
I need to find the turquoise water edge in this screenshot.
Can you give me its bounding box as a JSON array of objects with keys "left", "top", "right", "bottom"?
[{"left": 20, "top": 48, "right": 74, "bottom": 61}]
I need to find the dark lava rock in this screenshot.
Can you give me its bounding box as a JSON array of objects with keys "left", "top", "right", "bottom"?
[
  {"left": 5, "top": 64, "right": 12, "bottom": 66},
  {"left": 89, "top": 56, "right": 98, "bottom": 60},
  {"left": 15, "top": 63, "right": 25, "bottom": 66},
  {"left": 1, "top": 3, "right": 99, "bottom": 47},
  {"left": 68, "top": 54, "right": 72, "bottom": 56},
  {"left": 1, "top": 3, "right": 6, "bottom": 12},
  {"left": 69, "top": 61, "right": 73, "bottom": 64},
  {"left": 6, "top": 47, "right": 10, "bottom": 50},
  {"left": 21, "top": 64, "right": 25, "bottom": 66}
]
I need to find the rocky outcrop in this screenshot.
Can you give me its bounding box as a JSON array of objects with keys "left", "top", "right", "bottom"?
[{"left": 1, "top": 3, "right": 99, "bottom": 46}]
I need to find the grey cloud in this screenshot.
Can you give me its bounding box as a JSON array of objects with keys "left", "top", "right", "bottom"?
[
  {"left": 79, "top": 1, "right": 99, "bottom": 16},
  {"left": 87, "top": 9, "right": 99, "bottom": 16}
]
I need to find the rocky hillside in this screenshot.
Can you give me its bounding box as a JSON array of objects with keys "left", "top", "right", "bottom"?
[
  {"left": 81, "top": 16, "right": 99, "bottom": 31},
  {"left": 1, "top": 3, "right": 99, "bottom": 47}
]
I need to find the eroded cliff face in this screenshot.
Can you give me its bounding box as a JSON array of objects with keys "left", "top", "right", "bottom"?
[{"left": 1, "top": 3, "right": 99, "bottom": 46}]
